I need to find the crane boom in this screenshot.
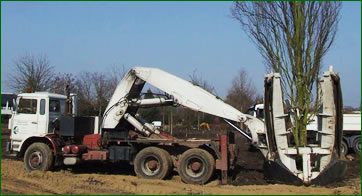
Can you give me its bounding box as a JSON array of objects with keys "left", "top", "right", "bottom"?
[
  {"left": 133, "top": 67, "right": 244, "bottom": 122},
  {"left": 102, "top": 67, "right": 264, "bottom": 143}
]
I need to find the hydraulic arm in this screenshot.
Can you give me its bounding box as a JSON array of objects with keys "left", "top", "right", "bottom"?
[{"left": 102, "top": 67, "right": 264, "bottom": 141}]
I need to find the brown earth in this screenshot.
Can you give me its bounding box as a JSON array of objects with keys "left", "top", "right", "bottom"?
[{"left": 1, "top": 123, "right": 361, "bottom": 195}]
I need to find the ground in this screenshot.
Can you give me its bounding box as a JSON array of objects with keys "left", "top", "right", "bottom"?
[{"left": 1, "top": 123, "right": 361, "bottom": 195}]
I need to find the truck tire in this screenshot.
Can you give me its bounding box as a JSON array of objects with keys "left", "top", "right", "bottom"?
[
  {"left": 352, "top": 137, "right": 361, "bottom": 156},
  {"left": 134, "top": 147, "right": 172, "bottom": 180},
  {"left": 24, "top": 142, "right": 54, "bottom": 172},
  {"left": 178, "top": 148, "right": 215, "bottom": 184},
  {"left": 341, "top": 140, "right": 348, "bottom": 157}
]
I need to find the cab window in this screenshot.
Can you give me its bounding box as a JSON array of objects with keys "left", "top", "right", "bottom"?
[
  {"left": 256, "top": 109, "right": 264, "bottom": 120},
  {"left": 247, "top": 108, "right": 255, "bottom": 116},
  {"left": 18, "top": 99, "right": 37, "bottom": 114},
  {"left": 40, "top": 99, "right": 46, "bottom": 115},
  {"left": 49, "top": 99, "right": 60, "bottom": 113}
]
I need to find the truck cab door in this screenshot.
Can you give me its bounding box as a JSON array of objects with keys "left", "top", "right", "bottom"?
[
  {"left": 48, "top": 99, "right": 65, "bottom": 133},
  {"left": 11, "top": 97, "right": 41, "bottom": 142}
]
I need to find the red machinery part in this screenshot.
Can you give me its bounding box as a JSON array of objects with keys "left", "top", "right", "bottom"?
[
  {"left": 63, "top": 145, "right": 71, "bottom": 154},
  {"left": 71, "top": 145, "right": 87, "bottom": 154},
  {"left": 82, "top": 134, "right": 101, "bottom": 150},
  {"left": 71, "top": 145, "right": 79, "bottom": 154}
]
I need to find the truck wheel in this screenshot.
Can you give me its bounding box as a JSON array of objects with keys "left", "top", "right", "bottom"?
[
  {"left": 178, "top": 148, "right": 215, "bottom": 184},
  {"left": 134, "top": 147, "right": 172, "bottom": 180},
  {"left": 341, "top": 140, "right": 348, "bottom": 157},
  {"left": 24, "top": 143, "right": 54, "bottom": 172},
  {"left": 352, "top": 137, "right": 361, "bottom": 156}
]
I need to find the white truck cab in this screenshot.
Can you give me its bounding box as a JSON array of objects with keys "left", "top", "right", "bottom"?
[
  {"left": 8, "top": 92, "right": 67, "bottom": 153},
  {"left": 247, "top": 103, "right": 264, "bottom": 120}
]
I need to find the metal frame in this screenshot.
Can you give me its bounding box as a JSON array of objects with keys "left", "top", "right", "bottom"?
[{"left": 263, "top": 68, "right": 345, "bottom": 184}]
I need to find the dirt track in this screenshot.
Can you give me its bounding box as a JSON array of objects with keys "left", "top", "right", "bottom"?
[
  {"left": 1, "top": 123, "right": 361, "bottom": 195},
  {"left": 1, "top": 158, "right": 361, "bottom": 195}
]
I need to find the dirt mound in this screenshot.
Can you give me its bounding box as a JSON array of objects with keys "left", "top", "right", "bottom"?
[
  {"left": 171, "top": 128, "right": 268, "bottom": 185},
  {"left": 230, "top": 134, "right": 267, "bottom": 185},
  {"left": 231, "top": 133, "right": 361, "bottom": 188}
]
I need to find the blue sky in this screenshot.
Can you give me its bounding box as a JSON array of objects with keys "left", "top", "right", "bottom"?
[{"left": 1, "top": 1, "right": 361, "bottom": 107}]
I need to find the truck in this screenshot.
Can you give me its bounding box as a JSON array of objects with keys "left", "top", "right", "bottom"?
[
  {"left": 7, "top": 67, "right": 345, "bottom": 185},
  {"left": 248, "top": 104, "right": 361, "bottom": 156},
  {"left": 308, "top": 113, "right": 361, "bottom": 156}
]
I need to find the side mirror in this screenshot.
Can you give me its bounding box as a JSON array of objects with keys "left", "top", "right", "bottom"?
[{"left": 12, "top": 98, "right": 17, "bottom": 113}]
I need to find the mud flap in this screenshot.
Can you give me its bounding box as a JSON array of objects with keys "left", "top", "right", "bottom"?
[{"left": 6, "top": 141, "right": 12, "bottom": 152}]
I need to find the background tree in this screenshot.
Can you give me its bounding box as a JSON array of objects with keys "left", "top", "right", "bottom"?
[
  {"left": 10, "top": 54, "right": 54, "bottom": 93},
  {"left": 189, "top": 69, "right": 215, "bottom": 94},
  {"left": 51, "top": 73, "right": 76, "bottom": 94},
  {"left": 137, "top": 89, "right": 162, "bottom": 122},
  {"left": 92, "top": 72, "right": 113, "bottom": 117},
  {"left": 231, "top": 2, "right": 342, "bottom": 146},
  {"left": 226, "top": 68, "right": 258, "bottom": 113},
  {"left": 188, "top": 69, "right": 216, "bottom": 129},
  {"left": 75, "top": 72, "right": 95, "bottom": 116},
  {"left": 74, "top": 67, "right": 126, "bottom": 116},
  {"left": 108, "top": 65, "right": 127, "bottom": 91}
]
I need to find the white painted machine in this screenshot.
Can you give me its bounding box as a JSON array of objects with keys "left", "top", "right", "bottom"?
[
  {"left": 307, "top": 113, "right": 361, "bottom": 156},
  {"left": 7, "top": 67, "right": 345, "bottom": 185}
]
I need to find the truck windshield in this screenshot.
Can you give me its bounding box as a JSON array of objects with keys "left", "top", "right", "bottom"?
[{"left": 18, "top": 99, "right": 37, "bottom": 114}]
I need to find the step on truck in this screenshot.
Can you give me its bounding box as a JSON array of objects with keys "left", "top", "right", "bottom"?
[{"left": 7, "top": 67, "right": 346, "bottom": 185}]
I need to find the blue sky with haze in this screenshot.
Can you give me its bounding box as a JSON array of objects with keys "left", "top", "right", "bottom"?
[{"left": 1, "top": 1, "right": 361, "bottom": 107}]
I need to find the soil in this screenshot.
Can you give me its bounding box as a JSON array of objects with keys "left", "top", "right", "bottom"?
[{"left": 1, "top": 123, "right": 361, "bottom": 195}]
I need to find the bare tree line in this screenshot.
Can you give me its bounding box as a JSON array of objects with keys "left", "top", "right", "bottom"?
[
  {"left": 9, "top": 54, "right": 127, "bottom": 116},
  {"left": 8, "top": 54, "right": 259, "bottom": 129},
  {"left": 54, "top": 66, "right": 127, "bottom": 116}
]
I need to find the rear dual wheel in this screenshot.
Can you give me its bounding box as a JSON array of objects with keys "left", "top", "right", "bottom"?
[
  {"left": 341, "top": 140, "right": 348, "bottom": 157},
  {"left": 178, "top": 148, "right": 215, "bottom": 184},
  {"left": 134, "top": 147, "right": 172, "bottom": 180},
  {"left": 352, "top": 137, "right": 361, "bottom": 156}
]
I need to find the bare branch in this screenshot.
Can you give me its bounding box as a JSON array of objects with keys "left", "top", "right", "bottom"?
[
  {"left": 9, "top": 54, "right": 54, "bottom": 93},
  {"left": 225, "top": 68, "right": 258, "bottom": 112}
]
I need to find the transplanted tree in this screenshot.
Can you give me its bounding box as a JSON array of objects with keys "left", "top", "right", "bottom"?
[
  {"left": 10, "top": 54, "right": 54, "bottom": 93},
  {"left": 231, "top": 2, "right": 342, "bottom": 146}
]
